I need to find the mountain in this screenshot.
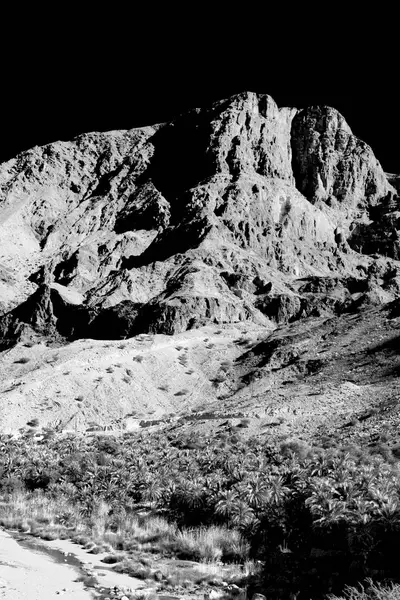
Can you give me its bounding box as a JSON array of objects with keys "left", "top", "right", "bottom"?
[
  {"left": 0, "top": 91, "right": 397, "bottom": 342},
  {"left": 0, "top": 91, "right": 399, "bottom": 433}
]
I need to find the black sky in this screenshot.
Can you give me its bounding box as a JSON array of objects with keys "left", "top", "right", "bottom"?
[{"left": 1, "top": 17, "right": 398, "bottom": 173}]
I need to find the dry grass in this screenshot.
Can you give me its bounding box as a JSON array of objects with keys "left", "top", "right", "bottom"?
[
  {"left": 0, "top": 490, "right": 251, "bottom": 596},
  {"left": 0, "top": 489, "right": 256, "bottom": 599},
  {"left": 114, "top": 559, "right": 153, "bottom": 580},
  {"left": 329, "top": 581, "right": 400, "bottom": 600},
  {"left": 162, "top": 526, "right": 250, "bottom": 563},
  {"left": 131, "top": 592, "right": 158, "bottom": 600},
  {"left": 113, "top": 550, "right": 257, "bottom": 590},
  {"left": 0, "top": 492, "right": 249, "bottom": 560},
  {"left": 0, "top": 491, "right": 84, "bottom": 539},
  {"left": 153, "top": 558, "right": 259, "bottom": 590}
]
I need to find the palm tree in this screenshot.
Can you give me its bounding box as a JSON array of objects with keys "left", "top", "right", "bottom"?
[
  {"left": 215, "top": 489, "right": 240, "bottom": 518},
  {"left": 266, "top": 475, "right": 291, "bottom": 506},
  {"left": 229, "top": 500, "right": 256, "bottom": 531},
  {"left": 376, "top": 499, "right": 400, "bottom": 531},
  {"left": 236, "top": 475, "right": 270, "bottom": 512},
  {"left": 142, "top": 479, "right": 164, "bottom": 507}
]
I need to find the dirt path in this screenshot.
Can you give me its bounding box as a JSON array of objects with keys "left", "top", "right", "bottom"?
[{"left": 0, "top": 528, "right": 95, "bottom": 599}]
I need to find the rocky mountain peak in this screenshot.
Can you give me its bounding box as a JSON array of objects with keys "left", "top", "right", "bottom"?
[
  {"left": 0, "top": 92, "right": 397, "bottom": 345},
  {"left": 291, "top": 104, "right": 391, "bottom": 215}
]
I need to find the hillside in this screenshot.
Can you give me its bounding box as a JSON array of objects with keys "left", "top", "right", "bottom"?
[
  {"left": 0, "top": 91, "right": 399, "bottom": 436},
  {"left": 2, "top": 91, "right": 400, "bottom": 599}
]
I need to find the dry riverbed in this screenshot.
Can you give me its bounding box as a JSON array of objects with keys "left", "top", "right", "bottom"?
[
  {"left": 0, "top": 528, "right": 94, "bottom": 599},
  {"left": 0, "top": 529, "right": 149, "bottom": 599}
]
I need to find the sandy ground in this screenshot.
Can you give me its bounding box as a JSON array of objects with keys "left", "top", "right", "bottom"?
[
  {"left": 0, "top": 323, "right": 265, "bottom": 433},
  {"left": 0, "top": 528, "right": 94, "bottom": 599},
  {"left": 1, "top": 304, "right": 400, "bottom": 445}
]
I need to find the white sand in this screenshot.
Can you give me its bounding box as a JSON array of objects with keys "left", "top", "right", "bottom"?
[{"left": 0, "top": 529, "right": 94, "bottom": 599}]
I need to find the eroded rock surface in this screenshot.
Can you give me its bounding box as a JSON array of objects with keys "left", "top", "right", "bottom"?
[{"left": 0, "top": 91, "right": 398, "bottom": 344}]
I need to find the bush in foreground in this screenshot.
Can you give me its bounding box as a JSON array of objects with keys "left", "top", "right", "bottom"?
[{"left": 330, "top": 580, "right": 400, "bottom": 600}]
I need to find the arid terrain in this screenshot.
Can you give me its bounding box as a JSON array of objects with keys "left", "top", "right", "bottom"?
[
  {"left": 0, "top": 528, "right": 94, "bottom": 599},
  {"left": 2, "top": 304, "right": 400, "bottom": 451},
  {"left": 1, "top": 92, "right": 400, "bottom": 600}
]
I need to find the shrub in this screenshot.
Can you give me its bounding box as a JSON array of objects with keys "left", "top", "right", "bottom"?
[
  {"left": 97, "top": 437, "right": 120, "bottom": 455},
  {"left": 163, "top": 526, "right": 249, "bottom": 563},
  {"left": 14, "top": 357, "right": 30, "bottom": 364},
  {"left": 211, "top": 375, "right": 226, "bottom": 386},
  {"left": 101, "top": 553, "right": 125, "bottom": 564},
  {"left": 280, "top": 439, "right": 310, "bottom": 459},
  {"left": 114, "top": 559, "right": 152, "bottom": 579},
  {"left": 329, "top": 581, "right": 400, "bottom": 600}
]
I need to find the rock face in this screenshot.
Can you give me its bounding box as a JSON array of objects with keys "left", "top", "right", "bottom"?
[
  {"left": 291, "top": 106, "right": 391, "bottom": 214},
  {"left": 0, "top": 91, "right": 398, "bottom": 344}
]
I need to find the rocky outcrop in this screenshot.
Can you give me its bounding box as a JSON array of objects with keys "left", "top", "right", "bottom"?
[
  {"left": 0, "top": 92, "right": 398, "bottom": 344},
  {"left": 0, "top": 284, "right": 95, "bottom": 347},
  {"left": 114, "top": 181, "right": 171, "bottom": 234},
  {"left": 387, "top": 173, "right": 400, "bottom": 194},
  {"left": 348, "top": 191, "right": 400, "bottom": 259},
  {"left": 291, "top": 106, "right": 393, "bottom": 216},
  {"left": 255, "top": 277, "right": 354, "bottom": 324}
]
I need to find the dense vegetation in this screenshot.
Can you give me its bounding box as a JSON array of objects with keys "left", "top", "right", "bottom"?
[{"left": 1, "top": 429, "right": 400, "bottom": 598}]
